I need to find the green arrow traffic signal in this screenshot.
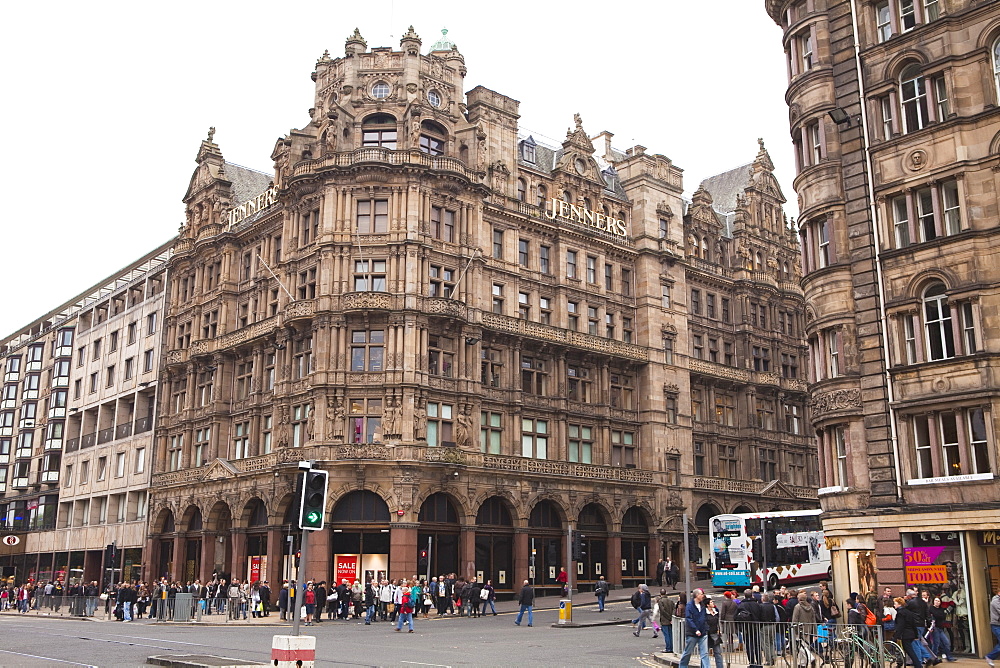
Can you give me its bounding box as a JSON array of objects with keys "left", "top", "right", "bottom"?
[{"left": 298, "top": 469, "right": 328, "bottom": 530}]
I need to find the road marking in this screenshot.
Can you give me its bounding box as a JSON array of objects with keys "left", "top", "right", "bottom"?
[
  {"left": 400, "top": 662, "right": 452, "bottom": 668},
  {"left": 0, "top": 648, "right": 97, "bottom": 667}
]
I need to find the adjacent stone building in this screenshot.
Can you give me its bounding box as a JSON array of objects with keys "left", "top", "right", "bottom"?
[
  {"left": 144, "top": 27, "right": 816, "bottom": 595},
  {"left": 766, "top": 0, "right": 1000, "bottom": 654}
]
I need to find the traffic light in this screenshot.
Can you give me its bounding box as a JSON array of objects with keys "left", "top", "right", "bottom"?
[
  {"left": 572, "top": 532, "right": 587, "bottom": 561},
  {"left": 418, "top": 550, "right": 428, "bottom": 567},
  {"left": 298, "top": 468, "right": 328, "bottom": 530}
]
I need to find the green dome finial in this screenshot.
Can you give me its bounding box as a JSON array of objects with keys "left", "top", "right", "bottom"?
[{"left": 429, "top": 28, "right": 456, "bottom": 52}]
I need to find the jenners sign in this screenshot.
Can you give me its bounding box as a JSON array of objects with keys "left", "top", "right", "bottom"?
[
  {"left": 543, "top": 198, "right": 628, "bottom": 237},
  {"left": 226, "top": 186, "right": 278, "bottom": 230}
]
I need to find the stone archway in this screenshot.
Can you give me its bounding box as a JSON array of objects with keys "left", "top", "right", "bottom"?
[{"left": 418, "top": 492, "right": 462, "bottom": 580}]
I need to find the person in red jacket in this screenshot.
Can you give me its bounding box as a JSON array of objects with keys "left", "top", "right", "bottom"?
[
  {"left": 304, "top": 583, "right": 316, "bottom": 626},
  {"left": 556, "top": 567, "right": 568, "bottom": 596}
]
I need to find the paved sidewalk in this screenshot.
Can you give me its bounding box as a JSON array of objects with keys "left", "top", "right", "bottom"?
[{"left": 0, "top": 579, "right": 716, "bottom": 626}]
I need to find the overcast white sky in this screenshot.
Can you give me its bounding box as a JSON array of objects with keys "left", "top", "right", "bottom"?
[{"left": 0, "top": 1, "right": 791, "bottom": 338}]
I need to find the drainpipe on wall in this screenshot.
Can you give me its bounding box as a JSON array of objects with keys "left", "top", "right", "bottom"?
[{"left": 848, "top": 0, "right": 904, "bottom": 503}]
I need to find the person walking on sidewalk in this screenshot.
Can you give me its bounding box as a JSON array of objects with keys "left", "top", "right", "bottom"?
[
  {"left": 656, "top": 588, "right": 674, "bottom": 652},
  {"left": 633, "top": 584, "right": 654, "bottom": 637},
  {"left": 514, "top": 580, "right": 534, "bottom": 627},
  {"left": 985, "top": 587, "right": 1000, "bottom": 667},
  {"left": 595, "top": 576, "right": 610, "bottom": 612},
  {"left": 679, "top": 588, "right": 711, "bottom": 668},
  {"left": 394, "top": 585, "right": 415, "bottom": 633}
]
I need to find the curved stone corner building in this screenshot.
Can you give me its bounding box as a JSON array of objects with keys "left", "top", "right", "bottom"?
[
  {"left": 765, "top": 0, "right": 1000, "bottom": 653},
  {"left": 145, "top": 27, "right": 815, "bottom": 594}
]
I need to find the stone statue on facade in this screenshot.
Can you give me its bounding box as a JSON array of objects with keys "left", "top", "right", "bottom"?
[
  {"left": 305, "top": 402, "right": 315, "bottom": 442},
  {"left": 413, "top": 400, "right": 427, "bottom": 441},
  {"left": 454, "top": 406, "right": 473, "bottom": 449},
  {"left": 326, "top": 397, "right": 345, "bottom": 438},
  {"left": 381, "top": 396, "right": 401, "bottom": 439}
]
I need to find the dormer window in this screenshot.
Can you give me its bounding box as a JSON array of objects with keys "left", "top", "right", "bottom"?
[
  {"left": 362, "top": 114, "right": 397, "bottom": 149},
  {"left": 520, "top": 137, "right": 537, "bottom": 164},
  {"left": 419, "top": 120, "right": 447, "bottom": 156}
]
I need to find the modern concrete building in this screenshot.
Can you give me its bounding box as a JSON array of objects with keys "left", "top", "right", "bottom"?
[
  {"left": 145, "top": 27, "right": 816, "bottom": 595},
  {"left": 765, "top": 0, "right": 1000, "bottom": 654},
  {"left": 0, "top": 244, "right": 170, "bottom": 584}
]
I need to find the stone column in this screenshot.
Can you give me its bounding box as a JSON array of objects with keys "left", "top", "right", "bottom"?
[
  {"left": 171, "top": 535, "right": 185, "bottom": 581},
  {"left": 266, "top": 528, "right": 285, "bottom": 586},
  {"left": 389, "top": 523, "right": 418, "bottom": 579},
  {"left": 303, "top": 528, "right": 330, "bottom": 584},
  {"left": 513, "top": 529, "right": 529, "bottom": 589},
  {"left": 231, "top": 530, "right": 248, "bottom": 582},
  {"left": 200, "top": 532, "right": 216, "bottom": 582},
  {"left": 143, "top": 536, "right": 157, "bottom": 583},
  {"left": 607, "top": 532, "right": 622, "bottom": 588},
  {"left": 460, "top": 526, "right": 477, "bottom": 582}
]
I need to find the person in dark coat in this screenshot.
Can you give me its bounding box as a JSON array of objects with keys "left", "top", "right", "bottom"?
[
  {"left": 739, "top": 589, "right": 765, "bottom": 668},
  {"left": 467, "top": 578, "right": 482, "bottom": 618},
  {"left": 259, "top": 581, "right": 271, "bottom": 616},
  {"left": 313, "top": 581, "right": 326, "bottom": 623},
  {"left": 514, "top": 580, "right": 534, "bottom": 627},
  {"left": 895, "top": 597, "right": 924, "bottom": 668},
  {"left": 278, "top": 581, "right": 289, "bottom": 620}
]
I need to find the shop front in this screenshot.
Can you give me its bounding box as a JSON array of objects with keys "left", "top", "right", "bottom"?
[
  {"left": 474, "top": 496, "right": 514, "bottom": 593},
  {"left": 418, "top": 493, "right": 460, "bottom": 579},
  {"left": 329, "top": 490, "right": 391, "bottom": 585}
]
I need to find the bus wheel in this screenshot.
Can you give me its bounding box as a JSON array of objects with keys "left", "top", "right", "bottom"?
[{"left": 767, "top": 574, "right": 778, "bottom": 590}]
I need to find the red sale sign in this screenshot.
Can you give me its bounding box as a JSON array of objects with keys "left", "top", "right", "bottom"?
[
  {"left": 335, "top": 555, "right": 358, "bottom": 585},
  {"left": 250, "top": 556, "right": 261, "bottom": 584}
]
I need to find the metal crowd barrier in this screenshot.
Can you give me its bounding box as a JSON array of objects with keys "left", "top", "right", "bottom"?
[
  {"left": 5, "top": 595, "right": 104, "bottom": 617},
  {"left": 672, "top": 618, "right": 897, "bottom": 668}
]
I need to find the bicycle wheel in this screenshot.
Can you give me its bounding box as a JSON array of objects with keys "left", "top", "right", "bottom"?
[{"left": 882, "top": 641, "right": 905, "bottom": 668}]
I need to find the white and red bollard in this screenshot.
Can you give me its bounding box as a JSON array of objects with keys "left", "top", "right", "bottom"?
[{"left": 271, "top": 635, "right": 315, "bottom": 668}]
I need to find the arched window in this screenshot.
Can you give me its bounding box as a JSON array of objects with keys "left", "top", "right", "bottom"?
[
  {"left": 331, "top": 490, "right": 391, "bottom": 523},
  {"left": 994, "top": 37, "right": 1000, "bottom": 102},
  {"left": 690, "top": 235, "right": 700, "bottom": 258},
  {"left": 362, "top": 114, "right": 397, "bottom": 149},
  {"left": 528, "top": 500, "right": 561, "bottom": 528},
  {"left": 419, "top": 120, "right": 447, "bottom": 156},
  {"left": 476, "top": 497, "right": 513, "bottom": 526},
  {"left": 755, "top": 252, "right": 764, "bottom": 271},
  {"left": 900, "top": 63, "right": 928, "bottom": 133},
  {"left": 583, "top": 197, "right": 592, "bottom": 211},
  {"left": 247, "top": 499, "right": 268, "bottom": 527},
  {"left": 562, "top": 190, "right": 573, "bottom": 203},
  {"left": 923, "top": 282, "right": 955, "bottom": 360},
  {"left": 516, "top": 178, "right": 527, "bottom": 202},
  {"left": 536, "top": 184, "right": 547, "bottom": 207},
  {"left": 418, "top": 492, "right": 458, "bottom": 523},
  {"left": 701, "top": 237, "right": 710, "bottom": 262}
]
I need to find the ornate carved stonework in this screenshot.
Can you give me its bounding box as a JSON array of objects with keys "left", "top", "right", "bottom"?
[
  {"left": 344, "top": 292, "right": 391, "bottom": 310},
  {"left": 808, "top": 388, "right": 862, "bottom": 416},
  {"left": 338, "top": 444, "right": 390, "bottom": 460}
]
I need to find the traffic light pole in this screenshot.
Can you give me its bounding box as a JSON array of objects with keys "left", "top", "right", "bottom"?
[{"left": 293, "top": 524, "right": 309, "bottom": 636}]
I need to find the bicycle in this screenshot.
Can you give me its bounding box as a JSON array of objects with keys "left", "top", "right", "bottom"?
[{"left": 829, "top": 624, "right": 898, "bottom": 668}]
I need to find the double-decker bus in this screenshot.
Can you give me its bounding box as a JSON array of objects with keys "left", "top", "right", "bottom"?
[{"left": 710, "top": 509, "right": 830, "bottom": 589}]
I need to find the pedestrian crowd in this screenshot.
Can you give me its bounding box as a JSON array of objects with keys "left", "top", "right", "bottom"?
[
  {"left": 280, "top": 573, "right": 501, "bottom": 632},
  {"left": 634, "top": 581, "right": 974, "bottom": 668}
]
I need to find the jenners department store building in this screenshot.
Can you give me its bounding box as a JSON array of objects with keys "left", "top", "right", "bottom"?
[{"left": 145, "top": 27, "right": 816, "bottom": 594}]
